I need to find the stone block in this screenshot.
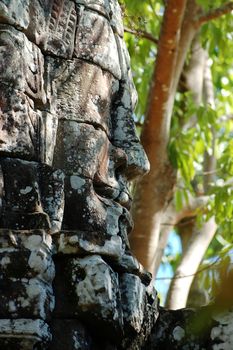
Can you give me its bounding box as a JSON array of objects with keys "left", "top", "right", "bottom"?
[
  {"left": 43, "top": 0, "right": 77, "bottom": 58},
  {"left": 53, "top": 121, "right": 110, "bottom": 178},
  {"left": 0, "top": 278, "right": 54, "bottom": 320},
  {"left": 112, "top": 251, "right": 152, "bottom": 286},
  {"left": 39, "top": 164, "right": 65, "bottom": 233},
  {"left": 25, "top": 0, "right": 77, "bottom": 59},
  {"left": 0, "top": 25, "right": 46, "bottom": 104},
  {"left": 0, "top": 249, "right": 53, "bottom": 282},
  {"left": 54, "top": 231, "right": 124, "bottom": 261},
  {"left": 0, "top": 25, "right": 53, "bottom": 161},
  {"left": 0, "top": 230, "right": 55, "bottom": 320},
  {"left": 74, "top": 9, "right": 121, "bottom": 79},
  {"left": 120, "top": 273, "right": 146, "bottom": 334},
  {"left": 61, "top": 175, "right": 123, "bottom": 234},
  {"left": 49, "top": 319, "right": 96, "bottom": 350},
  {"left": 0, "top": 230, "right": 54, "bottom": 278},
  {"left": 0, "top": 319, "right": 51, "bottom": 350},
  {"left": 121, "top": 283, "right": 159, "bottom": 350},
  {"left": 0, "top": 88, "right": 42, "bottom": 160},
  {"left": 53, "top": 255, "right": 123, "bottom": 338},
  {"left": 0, "top": 159, "right": 64, "bottom": 231},
  {"left": 46, "top": 57, "right": 118, "bottom": 136},
  {"left": 74, "top": 0, "right": 124, "bottom": 37},
  {"left": 0, "top": 0, "right": 30, "bottom": 30}
]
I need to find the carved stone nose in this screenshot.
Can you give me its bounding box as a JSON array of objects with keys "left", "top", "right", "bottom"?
[
  {"left": 122, "top": 142, "right": 150, "bottom": 180},
  {"left": 111, "top": 141, "right": 150, "bottom": 181},
  {"left": 111, "top": 146, "right": 128, "bottom": 170}
]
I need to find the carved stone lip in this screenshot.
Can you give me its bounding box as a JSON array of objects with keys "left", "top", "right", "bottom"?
[
  {"left": 94, "top": 183, "right": 132, "bottom": 210},
  {"left": 115, "top": 190, "right": 132, "bottom": 211},
  {"left": 93, "top": 173, "right": 132, "bottom": 210}
]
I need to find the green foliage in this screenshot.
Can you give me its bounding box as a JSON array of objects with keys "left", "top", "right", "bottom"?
[
  {"left": 123, "top": 0, "right": 233, "bottom": 302},
  {"left": 121, "top": 0, "right": 163, "bottom": 117}
]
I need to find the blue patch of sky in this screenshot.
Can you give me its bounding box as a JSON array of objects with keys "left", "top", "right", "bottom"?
[{"left": 154, "top": 230, "right": 182, "bottom": 306}]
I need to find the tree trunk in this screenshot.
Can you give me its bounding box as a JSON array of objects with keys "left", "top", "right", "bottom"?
[{"left": 130, "top": 0, "right": 199, "bottom": 274}]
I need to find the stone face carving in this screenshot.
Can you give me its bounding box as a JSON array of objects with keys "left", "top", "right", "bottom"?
[
  {"left": 2, "top": 1, "right": 233, "bottom": 349},
  {"left": 0, "top": 1, "right": 157, "bottom": 349}
]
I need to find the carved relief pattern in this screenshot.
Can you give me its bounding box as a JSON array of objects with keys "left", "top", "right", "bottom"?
[{"left": 44, "top": 0, "right": 77, "bottom": 58}]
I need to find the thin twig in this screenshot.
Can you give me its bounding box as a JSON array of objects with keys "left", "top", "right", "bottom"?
[
  {"left": 155, "top": 255, "right": 221, "bottom": 280},
  {"left": 195, "top": 2, "right": 233, "bottom": 28},
  {"left": 198, "top": 169, "right": 220, "bottom": 176},
  {"left": 124, "top": 27, "right": 158, "bottom": 45}
]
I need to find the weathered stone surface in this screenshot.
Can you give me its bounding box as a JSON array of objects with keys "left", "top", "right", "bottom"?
[
  {"left": 39, "top": 112, "right": 59, "bottom": 166},
  {"left": 109, "top": 0, "right": 124, "bottom": 37},
  {"left": 24, "top": 0, "right": 77, "bottom": 59},
  {"left": 74, "top": 0, "right": 124, "bottom": 36},
  {"left": 54, "top": 231, "right": 124, "bottom": 261},
  {"left": 43, "top": 0, "right": 77, "bottom": 58},
  {"left": 74, "top": 9, "right": 121, "bottom": 79},
  {"left": 0, "top": 319, "right": 51, "bottom": 349},
  {"left": 39, "top": 164, "right": 65, "bottom": 233},
  {"left": 0, "top": 0, "right": 159, "bottom": 349},
  {"left": 62, "top": 175, "right": 128, "bottom": 235},
  {"left": 0, "top": 158, "right": 50, "bottom": 229},
  {"left": 0, "top": 229, "right": 53, "bottom": 253},
  {"left": 0, "top": 249, "right": 53, "bottom": 282},
  {"left": 125, "top": 285, "right": 159, "bottom": 350},
  {"left": 46, "top": 57, "right": 118, "bottom": 135},
  {"left": 0, "top": 230, "right": 54, "bottom": 282},
  {"left": 111, "top": 39, "right": 150, "bottom": 180},
  {"left": 51, "top": 118, "right": 133, "bottom": 234},
  {"left": 49, "top": 319, "right": 96, "bottom": 350},
  {"left": 0, "top": 25, "right": 46, "bottom": 104},
  {"left": 0, "top": 278, "right": 54, "bottom": 319},
  {"left": 53, "top": 121, "right": 110, "bottom": 178},
  {"left": 120, "top": 273, "right": 146, "bottom": 334},
  {"left": 53, "top": 255, "right": 123, "bottom": 339},
  {"left": 0, "top": 230, "right": 55, "bottom": 320},
  {"left": 75, "top": 0, "right": 111, "bottom": 16},
  {"left": 0, "top": 89, "right": 41, "bottom": 159},
  {"left": 210, "top": 309, "right": 233, "bottom": 349},
  {"left": 0, "top": 0, "right": 30, "bottom": 30},
  {"left": 0, "top": 158, "right": 64, "bottom": 231},
  {"left": 112, "top": 251, "right": 152, "bottom": 286},
  {"left": 0, "top": 25, "right": 52, "bottom": 160},
  {"left": 146, "top": 306, "right": 233, "bottom": 350}
]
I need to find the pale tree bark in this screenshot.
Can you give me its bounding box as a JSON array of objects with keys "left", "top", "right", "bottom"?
[
  {"left": 166, "top": 217, "right": 217, "bottom": 309},
  {"left": 165, "top": 41, "right": 218, "bottom": 309},
  {"left": 153, "top": 194, "right": 209, "bottom": 276}
]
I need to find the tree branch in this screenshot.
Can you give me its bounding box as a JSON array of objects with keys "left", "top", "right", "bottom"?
[
  {"left": 175, "top": 195, "right": 210, "bottom": 223},
  {"left": 124, "top": 27, "right": 158, "bottom": 45},
  {"left": 155, "top": 255, "right": 221, "bottom": 280},
  {"left": 195, "top": 2, "right": 233, "bottom": 27},
  {"left": 166, "top": 217, "right": 217, "bottom": 309}
]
